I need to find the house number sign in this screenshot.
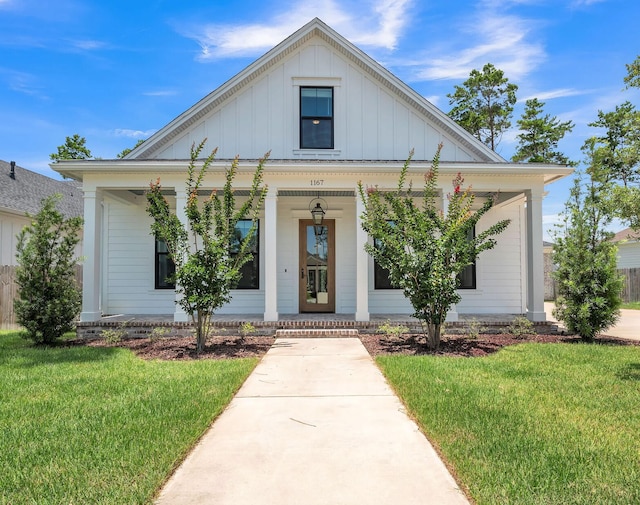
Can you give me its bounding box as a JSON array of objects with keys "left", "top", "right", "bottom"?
[{"left": 310, "top": 179, "right": 324, "bottom": 186}]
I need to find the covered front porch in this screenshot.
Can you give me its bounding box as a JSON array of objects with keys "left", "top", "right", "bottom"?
[{"left": 75, "top": 311, "right": 558, "bottom": 339}]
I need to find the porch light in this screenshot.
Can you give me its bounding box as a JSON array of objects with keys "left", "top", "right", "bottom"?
[{"left": 309, "top": 196, "right": 328, "bottom": 226}]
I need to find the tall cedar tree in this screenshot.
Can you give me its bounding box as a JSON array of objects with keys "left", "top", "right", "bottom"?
[
  {"left": 15, "top": 194, "right": 83, "bottom": 344},
  {"left": 447, "top": 63, "right": 518, "bottom": 151},
  {"left": 50, "top": 134, "right": 92, "bottom": 161},
  {"left": 146, "top": 139, "right": 268, "bottom": 353},
  {"left": 512, "top": 98, "right": 575, "bottom": 165},
  {"left": 552, "top": 169, "right": 623, "bottom": 341},
  {"left": 358, "top": 144, "right": 510, "bottom": 350}
]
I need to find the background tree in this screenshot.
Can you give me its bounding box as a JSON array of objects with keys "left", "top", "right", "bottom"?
[
  {"left": 117, "top": 139, "right": 145, "bottom": 158},
  {"left": 146, "top": 139, "right": 268, "bottom": 354},
  {"left": 512, "top": 98, "right": 575, "bottom": 164},
  {"left": 447, "top": 63, "right": 518, "bottom": 151},
  {"left": 50, "top": 134, "right": 92, "bottom": 161},
  {"left": 552, "top": 167, "right": 623, "bottom": 342},
  {"left": 358, "top": 144, "right": 510, "bottom": 350},
  {"left": 623, "top": 54, "right": 640, "bottom": 89},
  {"left": 15, "top": 194, "right": 83, "bottom": 344}
]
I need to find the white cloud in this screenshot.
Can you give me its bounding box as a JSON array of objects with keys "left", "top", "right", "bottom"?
[
  {"left": 113, "top": 128, "right": 156, "bottom": 139},
  {"left": 70, "top": 39, "right": 106, "bottom": 51},
  {"left": 142, "top": 90, "right": 178, "bottom": 97},
  {"left": 178, "top": 0, "right": 412, "bottom": 61},
  {"left": 0, "top": 67, "right": 47, "bottom": 98},
  {"left": 414, "top": 11, "right": 545, "bottom": 82},
  {"left": 521, "top": 88, "right": 587, "bottom": 101}
]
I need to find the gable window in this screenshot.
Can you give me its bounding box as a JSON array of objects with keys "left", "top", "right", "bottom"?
[
  {"left": 300, "top": 87, "right": 333, "bottom": 149},
  {"left": 457, "top": 227, "right": 477, "bottom": 290},
  {"left": 230, "top": 219, "right": 260, "bottom": 289},
  {"left": 155, "top": 238, "right": 175, "bottom": 289}
]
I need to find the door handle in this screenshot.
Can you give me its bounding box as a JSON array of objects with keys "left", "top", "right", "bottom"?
[{"left": 301, "top": 268, "right": 305, "bottom": 279}]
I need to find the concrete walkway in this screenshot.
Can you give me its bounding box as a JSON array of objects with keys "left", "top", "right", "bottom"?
[{"left": 155, "top": 338, "right": 469, "bottom": 504}]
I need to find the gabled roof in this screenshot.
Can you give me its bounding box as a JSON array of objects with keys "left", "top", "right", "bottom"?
[
  {"left": 126, "top": 17, "right": 503, "bottom": 164},
  {"left": 612, "top": 227, "right": 640, "bottom": 243},
  {"left": 0, "top": 160, "right": 83, "bottom": 218}
]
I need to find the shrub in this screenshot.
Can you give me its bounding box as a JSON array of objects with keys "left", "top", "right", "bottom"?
[{"left": 14, "top": 195, "right": 82, "bottom": 344}]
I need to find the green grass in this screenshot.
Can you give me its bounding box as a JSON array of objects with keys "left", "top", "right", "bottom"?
[
  {"left": 378, "top": 343, "right": 640, "bottom": 504},
  {"left": 0, "top": 331, "right": 258, "bottom": 505},
  {"left": 622, "top": 301, "right": 640, "bottom": 310}
]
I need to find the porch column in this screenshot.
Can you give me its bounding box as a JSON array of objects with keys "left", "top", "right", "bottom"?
[
  {"left": 525, "top": 187, "right": 545, "bottom": 321},
  {"left": 263, "top": 188, "right": 278, "bottom": 321},
  {"left": 355, "top": 192, "right": 369, "bottom": 321},
  {"left": 173, "top": 189, "right": 188, "bottom": 322},
  {"left": 80, "top": 189, "right": 102, "bottom": 322},
  {"left": 441, "top": 187, "right": 458, "bottom": 322}
]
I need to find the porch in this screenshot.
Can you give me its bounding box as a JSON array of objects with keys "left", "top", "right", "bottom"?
[{"left": 75, "top": 312, "right": 558, "bottom": 339}]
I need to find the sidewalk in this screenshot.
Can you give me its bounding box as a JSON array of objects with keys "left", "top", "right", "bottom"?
[{"left": 155, "top": 338, "right": 469, "bottom": 504}]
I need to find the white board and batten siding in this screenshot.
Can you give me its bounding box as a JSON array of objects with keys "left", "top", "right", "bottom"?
[{"left": 152, "top": 39, "right": 477, "bottom": 164}]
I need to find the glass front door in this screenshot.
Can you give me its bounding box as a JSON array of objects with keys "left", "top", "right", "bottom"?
[{"left": 299, "top": 219, "right": 335, "bottom": 312}]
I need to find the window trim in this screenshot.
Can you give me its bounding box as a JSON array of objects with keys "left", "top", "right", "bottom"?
[{"left": 300, "top": 86, "right": 334, "bottom": 149}]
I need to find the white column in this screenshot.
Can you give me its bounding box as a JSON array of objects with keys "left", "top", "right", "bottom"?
[
  {"left": 173, "top": 189, "right": 189, "bottom": 322},
  {"left": 263, "top": 188, "right": 278, "bottom": 321},
  {"left": 441, "top": 187, "right": 459, "bottom": 322},
  {"left": 80, "top": 189, "right": 102, "bottom": 321},
  {"left": 526, "top": 188, "right": 546, "bottom": 321},
  {"left": 355, "top": 192, "right": 369, "bottom": 321}
]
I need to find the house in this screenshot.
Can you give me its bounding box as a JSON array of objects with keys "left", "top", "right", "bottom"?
[
  {"left": 0, "top": 160, "right": 83, "bottom": 266},
  {"left": 0, "top": 160, "right": 83, "bottom": 329},
  {"left": 612, "top": 228, "right": 640, "bottom": 269},
  {"left": 52, "top": 18, "right": 572, "bottom": 324}
]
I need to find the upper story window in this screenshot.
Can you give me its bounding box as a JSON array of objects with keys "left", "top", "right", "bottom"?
[{"left": 300, "top": 87, "right": 333, "bottom": 149}]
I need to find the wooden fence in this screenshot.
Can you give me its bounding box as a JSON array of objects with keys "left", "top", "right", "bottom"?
[
  {"left": 0, "top": 265, "right": 83, "bottom": 330},
  {"left": 619, "top": 268, "right": 640, "bottom": 304}
]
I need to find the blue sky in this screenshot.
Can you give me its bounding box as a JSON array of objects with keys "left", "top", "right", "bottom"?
[{"left": 1, "top": 0, "right": 638, "bottom": 239}]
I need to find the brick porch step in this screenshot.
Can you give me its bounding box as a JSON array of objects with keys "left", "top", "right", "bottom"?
[{"left": 274, "top": 328, "right": 359, "bottom": 337}]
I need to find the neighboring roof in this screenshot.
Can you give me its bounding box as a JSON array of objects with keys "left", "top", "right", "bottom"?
[
  {"left": 0, "top": 160, "right": 83, "bottom": 218},
  {"left": 612, "top": 227, "right": 640, "bottom": 243},
  {"left": 125, "top": 17, "right": 503, "bottom": 164}
]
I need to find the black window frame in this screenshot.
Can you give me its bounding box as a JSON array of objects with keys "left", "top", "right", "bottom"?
[
  {"left": 374, "top": 221, "right": 400, "bottom": 290},
  {"left": 155, "top": 238, "right": 175, "bottom": 290},
  {"left": 300, "top": 86, "right": 334, "bottom": 149},
  {"left": 457, "top": 227, "right": 477, "bottom": 290},
  {"left": 230, "top": 219, "right": 260, "bottom": 290}
]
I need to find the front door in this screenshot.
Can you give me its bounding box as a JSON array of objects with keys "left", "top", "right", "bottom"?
[{"left": 299, "top": 219, "right": 335, "bottom": 312}]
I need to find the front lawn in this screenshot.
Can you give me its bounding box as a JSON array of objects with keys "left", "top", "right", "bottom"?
[
  {"left": 0, "top": 331, "right": 257, "bottom": 504},
  {"left": 622, "top": 301, "right": 640, "bottom": 310},
  {"left": 378, "top": 343, "right": 640, "bottom": 504}
]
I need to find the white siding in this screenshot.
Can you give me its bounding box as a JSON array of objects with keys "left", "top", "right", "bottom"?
[
  {"left": 369, "top": 202, "right": 524, "bottom": 315},
  {"left": 617, "top": 242, "right": 640, "bottom": 269},
  {"left": 0, "top": 212, "right": 29, "bottom": 266},
  {"left": 149, "top": 36, "right": 482, "bottom": 163}
]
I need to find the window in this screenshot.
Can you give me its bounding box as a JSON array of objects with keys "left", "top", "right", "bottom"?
[
  {"left": 457, "top": 227, "right": 477, "bottom": 289},
  {"left": 374, "top": 221, "right": 399, "bottom": 289},
  {"left": 155, "top": 238, "right": 175, "bottom": 289},
  {"left": 300, "top": 87, "right": 333, "bottom": 149},
  {"left": 230, "top": 219, "right": 259, "bottom": 289}
]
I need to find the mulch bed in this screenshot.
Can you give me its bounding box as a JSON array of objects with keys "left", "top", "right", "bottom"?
[{"left": 80, "top": 331, "right": 639, "bottom": 360}]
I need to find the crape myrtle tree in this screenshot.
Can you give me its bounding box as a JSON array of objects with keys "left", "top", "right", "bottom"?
[
  {"left": 358, "top": 144, "right": 510, "bottom": 351},
  {"left": 447, "top": 63, "right": 518, "bottom": 151},
  {"left": 512, "top": 98, "right": 575, "bottom": 165},
  {"left": 552, "top": 166, "right": 623, "bottom": 342},
  {"left": 15, "top": 194, "right": 83, "bottom": 344},
  {"left": 146, "top": 139, "right": 268, "bottom": 354}
]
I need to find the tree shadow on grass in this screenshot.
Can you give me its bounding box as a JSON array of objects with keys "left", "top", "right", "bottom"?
[{"left": 617, "top": 363, "right": 640, "bottom": 381}]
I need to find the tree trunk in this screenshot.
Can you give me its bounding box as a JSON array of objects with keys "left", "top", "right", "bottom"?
[{"left": 423, "top": 322, "right": 442, "bottom": 351}]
